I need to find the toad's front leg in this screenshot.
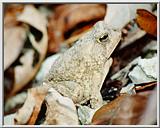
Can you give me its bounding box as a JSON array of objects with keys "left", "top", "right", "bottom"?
[
  {"left": 90, "top": 58, "right": 113, "bottom": 109},
  {"left": 47, "top": 81, "right": 84, "bottom": 104}
]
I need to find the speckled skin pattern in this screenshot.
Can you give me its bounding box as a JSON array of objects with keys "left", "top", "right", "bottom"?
[{"left": 44, "top": 21, "right": 121, "bottom": 108}]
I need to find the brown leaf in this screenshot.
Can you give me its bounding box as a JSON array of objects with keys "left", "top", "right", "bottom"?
[
  {"left": 54, "top": 4, "right": 106, "bottom": 37},
  {"left": 47, "top": 16, "right": 60, "bottom": 53},
  {"left": 138, "top": 87, "right": 157, "bottom": 125},
  {"left": 136, "top": 9, "right": 157, "bottom": 37},
  {"left": 120, "top": 20, "right": 146, "bottom": 49},
  {"left": 4, "top": 4, "right": 24, "bottom": 27},
  {"left": 111, "top": 92, "right": 150, "bottom": 125},
  {"left": 47, "top": 4, "right": 106, "bottom": 53},
  {"left": 92, "top": 94, "right": 127, "bottom": 125},
  {"left": 135, "top": 81, "right": 156, "bottom": 92},
  {"left": 92, "top": 92, "right": 150, "bottom": 125}
]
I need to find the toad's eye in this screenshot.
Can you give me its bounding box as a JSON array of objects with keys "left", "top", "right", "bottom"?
[{"left": 99, "top": 34, "right": 108, "bottom": 43}]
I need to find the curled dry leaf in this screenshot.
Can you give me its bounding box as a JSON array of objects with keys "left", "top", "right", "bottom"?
[
  {"left": 43, "top": 87, "right": 79, "bottom": 125},
  {"left": 14, "top": 88, "right": 36, "bottom": 124},
  {"left": 135, "top": 81, "right": 156, "bottom": 92},
  {"left": 4, "top": 27, "right": 26, "bottom": 70},
  {"left": 47, "top": 4, "right": 106, "bottom": 53},
  {"left": 92, "top": 92, "right": 150, "bottom": 125},
  {"left": 136, "top": 9, "right": 157, "bottom": 37},
  {"left": 14, "top": 84, "right": 50, "bottom": 125},
  {"left": 4, "top": 4, "right": 26, "bottom": 70},
  {"left": 4, "top": 26, "right": 26, "bottom": 70},
  {"left": 9, "top": 5, "right": 48, "bottom": 95}
]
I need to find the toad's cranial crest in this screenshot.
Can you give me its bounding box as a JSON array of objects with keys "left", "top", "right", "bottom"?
[{"left": 44, "top": 20, "right": 121, "bottom": 109}]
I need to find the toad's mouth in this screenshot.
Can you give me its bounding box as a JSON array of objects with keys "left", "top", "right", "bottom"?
[
  {"left": 106, "top": 37, "right": 121, "bottom": 59},
  {"left": 107, "top": 57, "right": 111, "bottom": 60}
]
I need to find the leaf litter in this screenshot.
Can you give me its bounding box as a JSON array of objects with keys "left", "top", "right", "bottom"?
[{"left": 4, "top": 3, "right": 158, "bottom": 125}]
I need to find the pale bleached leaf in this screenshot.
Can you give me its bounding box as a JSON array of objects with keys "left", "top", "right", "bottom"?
[
  {"left": 10, "top": 5, "right": 48, "bottom": 94},
  {"left": 129, "top": 56, "right": 157, "bottom": 84},
  {"left": 43, "top": 87, "right": 79, "bottom": 125},
  {"left": 4, "top": 26, "right": 26, "bottom": 70}
]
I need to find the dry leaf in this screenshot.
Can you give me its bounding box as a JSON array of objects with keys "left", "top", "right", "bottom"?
[
  {"left": 47, "top": 4, "right": 106, "bottom": 53},
  {"left": 136, "top": 9, "right": 157, "bottom": 37},
  {"left": 43, "top": 87, "right": 79, "bottom": 125},
  {"left": 47, "top": 16, "right": 60, "bottom": 53},
  {"left": 104, "top": 4, "right": 153, "bottom": 49},
  {"left": 92, "top": 93, "right": 150, "bottom": 125},
  {"left": 128, "top": 56, "right": 157, "bottom": 84},
  {"left": 109, "top": 38, "right": 156, "bottom": 78},
  {"left": 111, "top": 93, "right": 150, "bottom": 125},
  {"left": 104, "top": 4, "right": 152, "bottom": 29},
  {"left": 135, "top": 81, "right": 156, "bottom": 92},
  {"left": 14, "top": 89, "right": 36, "bottom": 124},
  {"left": 9, "top": 5, "right": 48, "bottom": 95},
  {"left": 4, "top": 27, "right": 26, "bottom": 70},
  {"left": 54, "top": 4, "right": 106, "bottom": 38},
  {"left": 139, "top": 87, "right": 157, "bottom": 125},
  {"left": 92, "top": 94, "right": 127, "bottom": 125},
  {"left": 4, "top": 4, "right": 26, "bottom": 70},
  {"left": 120, "top": 21, "right": 146, "bottom": 49},
  {"left": 4, "top": 4, "right": 24, "bottom": 27},
  {"left": 27, "top": 85, "right": 49, "bottom": 125},
  {"left": 111, "top": 57, "right": 141, "bottom": 84},
  {"left": 14, "top": 84, "right": 50, "bottom": 125}
]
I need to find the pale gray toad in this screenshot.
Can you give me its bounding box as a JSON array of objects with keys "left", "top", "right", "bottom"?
[{"left": 44, "top": 21, "right": 121, "bottom": 108}]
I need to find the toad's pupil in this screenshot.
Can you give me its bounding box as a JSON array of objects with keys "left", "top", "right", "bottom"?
[{"left": 99, "top": 35, "right": 108, "bottom": 42}]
